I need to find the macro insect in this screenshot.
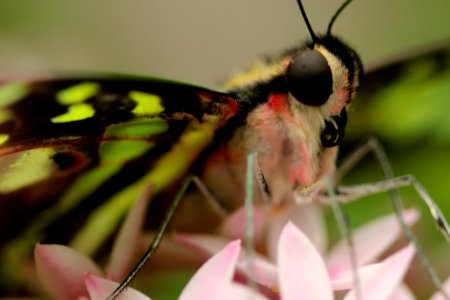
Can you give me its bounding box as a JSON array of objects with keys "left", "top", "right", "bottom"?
[{"left": 0, "top": 0, "right": 449, "bottom": 298}]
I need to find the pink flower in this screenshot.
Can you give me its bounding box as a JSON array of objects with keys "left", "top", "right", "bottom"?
[
  {"left": 33, "top": 186, "right": 155, "bottom": 300},
  {"left": 179, "top": 222, "right": 417, "bottom": 300},
  {"left": 33, "top": 223, "right": 417, "bottom": 300},
  {"left": 431, "top": 277, "right": 450, "bottom": 300},
  {"left": 33, "top": 185, "right": 158, "bottom": 299},
  {"left": 29, "top": 182, "right": 446, "bottom": 299},
  {"left": 34, "top": 244, "right": 150, "bottom": 300},
  {"left": 175, "top": 204, "right": 420, "bottom": 293}
]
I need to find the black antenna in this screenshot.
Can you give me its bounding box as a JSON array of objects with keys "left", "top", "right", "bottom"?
[
  {"left": 327, "top": 0, "right": 353, "bottom": 35},
  {"left": 296, "top": 0, "right": 317, "bottom": 42}
]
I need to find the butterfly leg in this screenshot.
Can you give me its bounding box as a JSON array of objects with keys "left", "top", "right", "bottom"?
[
  {"left": 334, "top": 136, "right": 450, "bottom": 242},
  {"left": 323, "top": 137, "right": 450, "bottom": 297},
  {"left": 324, "top": 176, "right": 450, "bottom": 242},
  {"left": 192, "top": 176, "right": 229, "bottom": 218},
  {"left": 323, "top": 175, "right": 362, "bottom": 299},
  {"left": 109, "top": 154, "right": 262, "bottom": 299},
  {"left": 108, "top": 176, "right": 195, "bottom": 300},
  {"left": 322, "top": 176, "right": 450, "bottom": 298}
]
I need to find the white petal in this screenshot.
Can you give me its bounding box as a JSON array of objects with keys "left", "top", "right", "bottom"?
[
  {"left": 430, "top": 276, "right": 450, "bottom": 300},
  {"left": 267, "top": 203, "right": 327, "bottom": 261},
  {"left": 85, "top": 274, "right": 151, "bottom": 300},
  {"left": 331, "top": 263, "right": 381, "bottom": 290},
  {"left": 327, "top": 209, "right": 419, "bottom": 275},
  {"left": 107, "top": 185, "right": 153, "bottom": 280},
  {"left": 237, "top": 256, "right": 278, "bottom": 288},
  {"left": 176, "top": 232, "right": 278, "bottom": 288},
  {"left": 179, "top": 240, "right": 241, "bottom": 300},
  {"left": 389, "top": 284, "right": 416, "bottom": 300},
  {"left": 278, "top": 222, "right": 333, "bottom": 300},
  {"left": 221, "top": 283, "right": 270, "bottom": 300},
  {"left": 174, "top": 233, "right": 231, "bottom": 256},
  {"left": 343, "top": 244, "right": 415, "bottom": 300},
  {"left": 34, "top": 244, "right": 103, "bottom": 300},
  {"left": 219, "top": 205, "right": 267, "bottom": 247}
]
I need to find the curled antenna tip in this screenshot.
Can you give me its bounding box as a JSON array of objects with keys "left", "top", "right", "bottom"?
[{"left": 327, "top": 0, "right": 354, "bottom": 35}]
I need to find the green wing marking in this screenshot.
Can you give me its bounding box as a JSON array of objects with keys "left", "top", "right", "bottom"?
[{"left": 0, "top": 78, "right": 238, "bottom": 285}]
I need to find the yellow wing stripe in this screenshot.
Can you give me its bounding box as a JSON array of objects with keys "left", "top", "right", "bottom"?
[
  {"left": 129, "top": 90, "right": 165, "bottom": 116},
  {"left": 223, "top": 59, "right": 288, "bottom": 90},
  {"left": 57, "top": 82, "right": 100, "bottom": 105},
  {"left": 0, "top": 82, "right": 28, "bottom": 108},
  {"left": 69, "top": 118, "right": 219, "bottom": 254},
  {"left": 0, "top": 134, "right": 9, "bottom": 145},
  {"left": 51, "top": 103, "right": 96, "bottom": 123}
]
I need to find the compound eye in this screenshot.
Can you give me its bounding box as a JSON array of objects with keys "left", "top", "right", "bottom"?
[{"left": 286, "top": 49, "right": 333, "bottom": 106}]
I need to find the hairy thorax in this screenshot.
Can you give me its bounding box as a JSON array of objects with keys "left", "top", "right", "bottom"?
[{"left": 201, "top": 92, "right": 338, "bottom": 212}]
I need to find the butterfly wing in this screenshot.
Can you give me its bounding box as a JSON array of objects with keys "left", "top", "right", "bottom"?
[{"left": 0, "top": 77, "right": 239, "bottom": 251}]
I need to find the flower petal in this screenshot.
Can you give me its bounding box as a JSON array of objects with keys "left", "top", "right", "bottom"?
[
  {"left": 176, "top": 233, "right": 278, "bottom": 288},
  {"left": 390, "top": 284, "right": 416, "bottom": 300},
  {"left": 138, "top": 233, "right": 205, "bottom": 268},
  {"left": 331, "top": 263, "right": 381, "bottom": 290},
  {"left": 175, "top": 233, "right": 231, "bottom": 256},
  {"left": 237, "top": 257, "right": 278, "bottom": 288},
  {"left": 85, "top": 274, "right": 151, "bottom": 300},
  {"left": 219, "top": 205, "right": 266, "bottom": 246},
  {"left": 343, "top": 244, "right": 415, "bottom": 300},
  {"left": 278, "top": 222, "right": 333, "bottom": 300},
  {"left": 179, "top": 240, "right": 241, "bottom": 300},
  {"left": 327, "top": 209, "right": 419, "bottom": 275},
  {"left": 332, "top": 265, "right": 416, "bottom": 298},
  {"left": 430, "top": 276, "right": 450, "bottom": 300},
  {"left": 267, "top": 203, "right": 327, "bottom": 261},
  {"left": 34, "top": 244, "right": 103, "bottom": 300},
  {"left": 222, "top": 283, "right": 270, "bottom": 300},
  {"left": 107, "top": 185, "right": 153, "bottom": 280}
]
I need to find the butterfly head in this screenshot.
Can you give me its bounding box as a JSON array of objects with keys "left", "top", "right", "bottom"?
[
  {"left": 217, "top": 0, "right": 364, "bottom": 205},
  {"left": 286, "top": 0, "right": 363, "bottom": 147},
  {"left": 225, "top": 0, "right": 363, "bottom": 148},
  {"left": 286, "top": 34, "right": 363, "bottom": 146}
]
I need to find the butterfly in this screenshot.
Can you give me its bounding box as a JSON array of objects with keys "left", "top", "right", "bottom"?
[{"left": 0, "top": 0, "right": 449, "bottom": 298}]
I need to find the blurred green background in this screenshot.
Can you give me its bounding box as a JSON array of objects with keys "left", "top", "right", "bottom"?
[{"left": 0, "top": 0, "right": 449, "bottom": 298}]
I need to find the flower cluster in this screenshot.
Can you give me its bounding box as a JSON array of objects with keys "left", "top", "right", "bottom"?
[{"left": 30, "top": 190, "right": 450, "bottom": 299}]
